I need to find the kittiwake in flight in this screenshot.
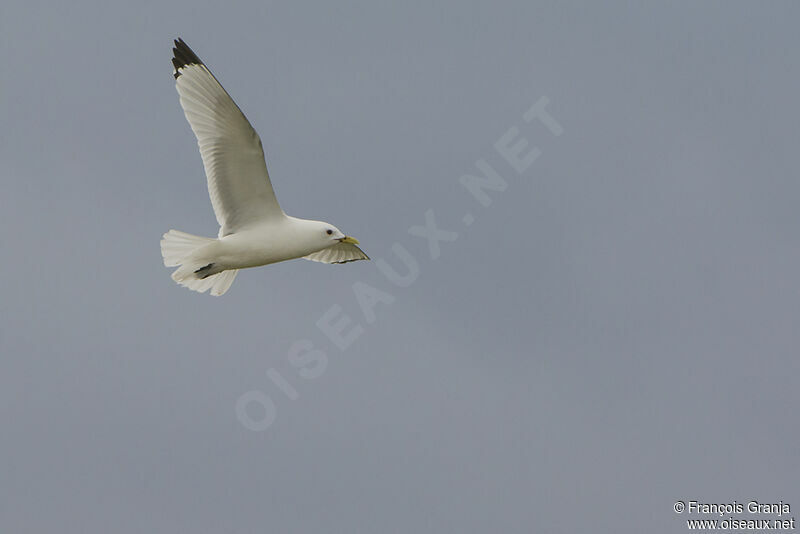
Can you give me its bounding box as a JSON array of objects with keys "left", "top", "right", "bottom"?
[{"left": 161, "top": 38, "right": 369, "bottom": 296}]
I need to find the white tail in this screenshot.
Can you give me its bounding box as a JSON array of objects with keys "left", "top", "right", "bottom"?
[{"left": 160, "top": 230, "right": 239, "bottom": 296}]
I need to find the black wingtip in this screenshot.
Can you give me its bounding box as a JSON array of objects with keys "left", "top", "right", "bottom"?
[
  {"left": 194, "top": 263, "right": 215, "bottom": 278},
  {"left": 172, "top": 37, "right": 204, "bottom": 79}
]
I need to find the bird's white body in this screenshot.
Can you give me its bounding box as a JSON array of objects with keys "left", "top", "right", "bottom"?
[
  {"left": 184, "top": 218, "right": 352, "bottom": 276},
  {"left": 161, "top": 39, "right": 368, "bottom": 295}
]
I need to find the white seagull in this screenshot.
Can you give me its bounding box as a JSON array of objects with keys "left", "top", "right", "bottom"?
[{"left": 161, "top": 38, "right": 368, "bottom": 296}]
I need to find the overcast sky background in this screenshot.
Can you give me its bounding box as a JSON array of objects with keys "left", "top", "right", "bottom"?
[{"left": 2, "top": 1, "right": 799, "bottom": 533}]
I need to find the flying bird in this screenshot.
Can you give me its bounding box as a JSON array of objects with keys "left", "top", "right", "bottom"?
[{"left": 161, "top": 38, "right": 368, "bottom": 296}]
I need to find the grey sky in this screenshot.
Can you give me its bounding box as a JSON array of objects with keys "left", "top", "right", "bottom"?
[{"left": 1, "top": 1, "right": 799, "bottom": 533}]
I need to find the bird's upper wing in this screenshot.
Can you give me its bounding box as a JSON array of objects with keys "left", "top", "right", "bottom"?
[
  {"left": 172, "top": 38, "right": 284, "bottom": 236},
  {"left": 303, "top": 243, "right": 370, "bottom": 264}
]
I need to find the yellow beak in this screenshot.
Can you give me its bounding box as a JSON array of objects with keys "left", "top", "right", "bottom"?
[{"left": 339, "top": 236, "right": 360, "bottom": 245}]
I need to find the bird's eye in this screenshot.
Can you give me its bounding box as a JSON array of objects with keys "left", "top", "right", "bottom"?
[{"left": 326, "top": 229, "right": 333, "bottom": 235}]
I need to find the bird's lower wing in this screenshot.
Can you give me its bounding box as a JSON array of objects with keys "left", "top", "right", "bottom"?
[
  {"left": 303, "top": 243, "right": 370, "bottom": 264},
  {"left": 173, "top": 39, "right": 284, "bottom": 236}
]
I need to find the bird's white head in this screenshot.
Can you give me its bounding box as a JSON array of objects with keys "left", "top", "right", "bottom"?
[{"left": 302, "top": 219, "right": 360, "bottom": 250}]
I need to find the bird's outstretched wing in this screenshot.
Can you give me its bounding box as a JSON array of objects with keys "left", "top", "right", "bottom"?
[
  {"left": 303, "top": 243, "right": 370, "bottom": 264},
  {"left": 172, "top": 38, "right": 284, "bottom": 236}
]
